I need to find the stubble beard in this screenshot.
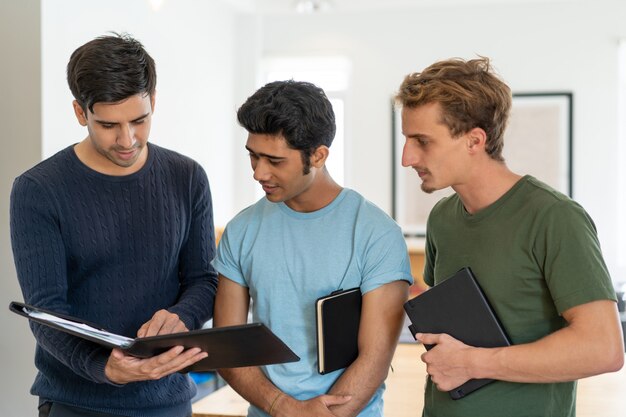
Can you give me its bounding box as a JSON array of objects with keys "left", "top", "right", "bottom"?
[
  {"left": 418, "top": 169, "right": 436, "bottom": 194},
  {"left": 104, "top": 145, "right": 143, "bottom": 168},
  {"left": 421, "top": 182, "right": 437, "bottom": 194}
]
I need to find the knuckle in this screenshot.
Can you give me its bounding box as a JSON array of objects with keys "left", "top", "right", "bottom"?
[{"left": 147, "top": 369, "right": 162, "bottom": 380}]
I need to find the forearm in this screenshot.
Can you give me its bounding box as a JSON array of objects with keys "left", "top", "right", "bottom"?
[
  {"left": 327, "top": 348, "right": 394, "bottom": 417},
  {"left": 214, "top": 278, "right": 280, "bottom": 413},
  {"left": 33, "top": 323, "right": 113, "bottom": 384},
  {"left": 220, "top": 367, "right": 353, "bottom": 417},
  {"left": 169, "top": 272, "right": 218, "bottom": 330},
  {"left": 219, "top": 367, "right": 283, "bottom": 415},
  {"left": 472, "top": 320, "right": 624, "bottom": 383},
  {"left": 462, "top": 300, "right": 624, "bottom": 383},
  {"left": 328, "top": 281, "right": 408, "bottom": 417}
]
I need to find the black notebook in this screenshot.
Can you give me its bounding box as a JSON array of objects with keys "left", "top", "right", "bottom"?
[
  {"left": 315, "top": 288, "right": 361, "bottom": 374},
  {"left": 403, "top": 267, "right": 511, "bottom": 399},
  {"left": 10, "top": 301, "right": 299, "bottom": 372}
]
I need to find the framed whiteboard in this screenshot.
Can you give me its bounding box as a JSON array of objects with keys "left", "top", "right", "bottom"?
[{"left": 392, "top": 92, "right": 573, "bottom": 237}]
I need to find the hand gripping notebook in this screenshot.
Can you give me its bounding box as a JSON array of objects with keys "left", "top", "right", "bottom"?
[
  {"left": 10, "top": 301, "right": 299, "bottom": 372},
  {"left": 403, "top": 267, "right": 511, "bottom": 399}
]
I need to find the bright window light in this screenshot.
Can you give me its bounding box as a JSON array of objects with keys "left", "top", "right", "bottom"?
[
  {"left": 618, "top": 40, "right": 626, "bottom": 270},
  {"left": 259, "top": 56, "right": 351, "bottom": 198},
  {"left": 262, "top": 56, "right": 350, "bottom": 92}
]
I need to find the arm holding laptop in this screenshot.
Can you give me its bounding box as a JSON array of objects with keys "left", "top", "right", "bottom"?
[{"left": 417, "top": 298, "right": 624, "bottom": 391}]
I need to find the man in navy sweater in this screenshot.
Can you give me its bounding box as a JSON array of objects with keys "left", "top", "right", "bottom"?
[{"left": 10, "top": 33, "right": 218, "bottom": 417}]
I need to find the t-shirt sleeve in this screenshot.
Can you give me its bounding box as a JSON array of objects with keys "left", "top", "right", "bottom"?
[
  {"left": 360, "top": 225, "right": 413, "bottom": 295},
  {"left": 536, "top": 200, "right": 616, "bottom": 314},
  {"left": 423, "top": 234, "right": 436, "bottom": 288},
  {"left": 423, "top": 197, "right": 447, "bottom": 288},
  {"left": 212, "top": 222, "right": 249, "bottom": 287}
]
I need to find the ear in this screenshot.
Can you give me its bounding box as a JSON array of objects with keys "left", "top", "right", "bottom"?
[
  {"left": 72, "top": 100, "right": 88, "bottom": 126},
  {"left": 311, "top": 145, "right": 330, "bottom": 169},
  {"left": 465, "top": 127, "right": 487, "bottom": 154}
]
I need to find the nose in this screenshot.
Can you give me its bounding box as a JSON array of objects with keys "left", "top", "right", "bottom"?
[
  {"left": 252, "top": 159, "right": 271, "bottom": 182},
  {"left": 401, "top": 140, "right": 420, "bottom": 167},
  {"left": 117, "top": 124, "right": 136, "bottom": 149}
]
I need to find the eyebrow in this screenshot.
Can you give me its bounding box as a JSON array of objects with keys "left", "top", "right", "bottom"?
[
  {"left": 94, "top": 113, "right": 151, "bottom": 125},
  {"left": 403, "top": 132, "right": 432, "bottom": 140},
  {"left": 245, "top": 146, "right": 287, "bottom": 160}
]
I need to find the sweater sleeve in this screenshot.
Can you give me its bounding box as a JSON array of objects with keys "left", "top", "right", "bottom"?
[
  {"left": 167, "top": 164, "right": 218, "bottom": 330},
  {"left": 10, "top": 175, "right": 114, "bottom": 384}
]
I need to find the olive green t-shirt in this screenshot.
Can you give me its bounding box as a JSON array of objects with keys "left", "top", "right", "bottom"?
[{"left": 422, "top": 176, "right": 616, "bottom": 417}]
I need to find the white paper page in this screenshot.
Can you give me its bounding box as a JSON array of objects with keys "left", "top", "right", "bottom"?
[{"left": 24, "top": 308, "right": 134, "bottom": 348}]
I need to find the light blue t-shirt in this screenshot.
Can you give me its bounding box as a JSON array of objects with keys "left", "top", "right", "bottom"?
[{"left": 213, "top": 188, "right": 413, "bottom": 417}]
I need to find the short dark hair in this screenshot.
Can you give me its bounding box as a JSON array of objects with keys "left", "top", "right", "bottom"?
[
  {"left": 237, "top": 80, "right": 336, "bottom": 174},
  {"left": 67, "top": 33, "right": 156, "bottom": 114},
  {"left": 396, "top": 57, "right": 511, "bottom": 161}
]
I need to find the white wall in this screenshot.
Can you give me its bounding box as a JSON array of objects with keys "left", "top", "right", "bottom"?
[
  {"left": 250, "top": 0, "right": 626, "bottom": 283},
  {"left": 231, "top": 13, "right": 265, "bottom": 214},
  {"left": 42, "top": 0, "right": 238, "bottom": 227},
  {"left": 0, "top": 1, "right": 41, "bottom": 414}
]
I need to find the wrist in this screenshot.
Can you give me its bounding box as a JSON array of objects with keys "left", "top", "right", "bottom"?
[
  {"left": 268, "top": 391, "right": 284, "bottom": 417},
  {"left": 469, "top": 346, "right": 497, "bottom": 380},
  {"left": 269, "top": 392, "right": 293, "bottom": 417},
  {"left": 104, "top": 362, "right": 123, "bottom": 385},
  {"left": 102, "top": 350, "right": 128, "bottom": 386}
]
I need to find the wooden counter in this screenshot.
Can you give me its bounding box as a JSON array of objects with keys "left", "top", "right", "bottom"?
[
  {"left": 193, "top": 382, "right": 249, "bottom": 417},
  {"left": 407, "top": 243, "right": 428, "bottom": 295},
  {"left": 193, "top": 343, "right": 626, "bottom": 417}
]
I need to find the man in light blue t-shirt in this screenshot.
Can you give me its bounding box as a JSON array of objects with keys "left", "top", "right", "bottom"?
[{"left": 213, "top": 80, "right": 413, "bottom": 417}]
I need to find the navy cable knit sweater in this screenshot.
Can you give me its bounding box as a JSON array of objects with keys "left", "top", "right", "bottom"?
[{"left": 10, "top": 143, "right": 218, "bottom": 416}]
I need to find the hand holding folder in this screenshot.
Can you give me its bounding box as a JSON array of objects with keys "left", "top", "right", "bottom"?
[
  {"left": 403, "top": 267, "right": 511, "bottom": 399},
  {"left": 10, "top": 301, "right": 299, "bottom": 372}
]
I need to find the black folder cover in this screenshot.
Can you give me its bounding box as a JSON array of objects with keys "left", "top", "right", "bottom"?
[
  {"left": 315, "top": 288, "right": 361, "bottom": 374},
  {"left": 10, "top": 301, "right": 299, "bottom": 372},
  {"left": 403, "top": 267, "right": 511, "bottom": 399}
]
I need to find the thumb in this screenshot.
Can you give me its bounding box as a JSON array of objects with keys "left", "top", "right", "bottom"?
[
  {"left": 322, "top": 394, "right": 352, "bottom": 407},
  {"left": 110, "top": 348, "right": 125, "bottom": 359},
  {"left": 415, "top": 332, "right": 439, "bottom": 345}
]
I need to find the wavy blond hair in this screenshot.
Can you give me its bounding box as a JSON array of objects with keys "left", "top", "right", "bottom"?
[{"left": 396, "top": 57, "right": 512, "bottom": 161}]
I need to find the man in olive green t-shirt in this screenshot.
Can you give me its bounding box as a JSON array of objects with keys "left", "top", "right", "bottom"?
[{"left": 395, "top": 57, "right": 624, "bottom": 417}]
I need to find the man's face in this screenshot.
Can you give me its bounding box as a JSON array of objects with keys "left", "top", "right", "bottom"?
[
  {"left": 74, "top": 93, "right": 154, "bottom": 172},
  {"left": 246, "top": 133, "right": 317, "bottom": 208},
  {"left": 401, "top": 102, "right": 468, "bottom": 193}
]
